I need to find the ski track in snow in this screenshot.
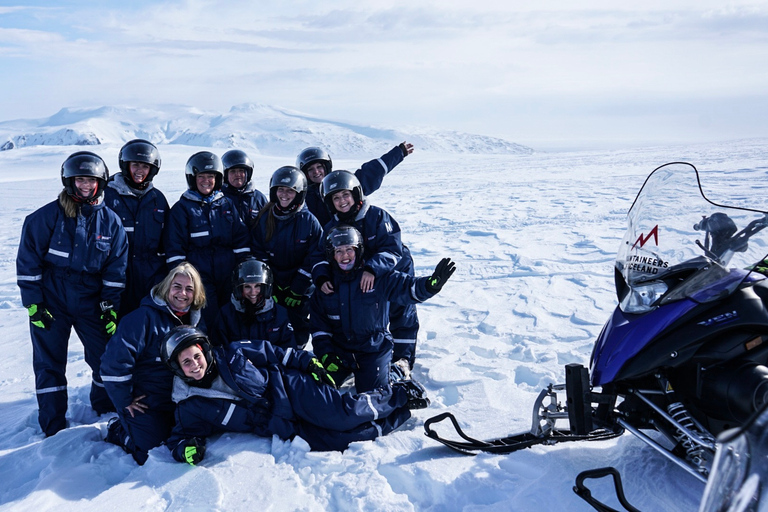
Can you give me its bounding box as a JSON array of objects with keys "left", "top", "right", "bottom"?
[{"left": 0, "top": 140, "right": 767, "bottom": 510}]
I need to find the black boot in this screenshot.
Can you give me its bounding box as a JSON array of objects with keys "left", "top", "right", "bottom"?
[{"left": 394, "top": 380, "right": 430, "bottom": 410}]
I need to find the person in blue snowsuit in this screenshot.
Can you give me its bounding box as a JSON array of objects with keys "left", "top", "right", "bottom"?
[
  {"left": 164, "top": 151, "right": 251, "bottom": 326},
  {"left": 251, "top": 166, "right": 323, "bottom": 348},
  {"left": 296, "top": 142, "right": 414, "bottom": 227},
  {"left": 104, "top": 139, "right": 169, "bottom": 318},
  {"left": 100, "top": 262, "right": 206, "bottom": 464},
  {"left": 313, "top": 170, "right": 421, "bottom": 373},
  {"left": 160, "top": 326, "right": 430, "bottom": 464},
  {"left": 221, "top": 149, "right": 268, "bottom": 226},
  {"left": 211, "top": 258, "right": 296, "bottom": 349},
  {"left": 310, "top": 225, "right": 455, "bottom": 393},
  {"left": 16, "top": 151, "right": 129, "bottom": 437}
]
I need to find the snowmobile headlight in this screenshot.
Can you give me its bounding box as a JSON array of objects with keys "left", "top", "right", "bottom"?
[
  {"left": 619, "top": 281, "right": 668, "bottom": 314},
  {"left": 698, "top": 432, "right": 751, "bottom": 512}
]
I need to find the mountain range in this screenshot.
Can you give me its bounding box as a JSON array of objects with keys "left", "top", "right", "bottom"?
[{"left": 0, "top": 104, "right": 533, "bottom": 157}]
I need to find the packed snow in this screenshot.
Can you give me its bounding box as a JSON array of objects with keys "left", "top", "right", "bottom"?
[{"left": 2, "top": 136, "right": 768, "bottom": 511}]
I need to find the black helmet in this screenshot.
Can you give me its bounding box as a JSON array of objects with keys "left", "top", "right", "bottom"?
[
  {"left": 185, "top": 151, "right": 223, "bottom": 192},
  {"left": 325, "top": 224, "right": 365, "bottom": 272},
  {"left": 160, "top": 326, "right": 214, "bottom": 383},
  {"left": 232, "top": 257, "right": 273, "bottom": 310},
  {"left": 118, "top": 139, "right": 161, "bottom": 186},
  {"left": 222, "top": 149, "right": 254, "bottom": 184},
  {"left": 296, "top": 147, "right": 332, "bottom": 177},
  {"left": 269, "top": 166, "right": 307, "bottom": 214},
  {"left": 320, "top": 170, "right": 364, "bottom": 219},
  {"left": 61, "top": 151, "right": 109, "bottom": 200}
]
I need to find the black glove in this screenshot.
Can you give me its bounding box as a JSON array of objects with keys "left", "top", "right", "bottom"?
[
  {"left": 425, "top": 258, "right": 456, "bottom": 294},
  {"left": 321, "top": 353, "right": 344, "bottom": 374},
  {"left": 28, "top": 304, "right": 54, "bottom": 330},
  {"left": 272, "top": 285, "right": 289, "bottom": 307},
  {"left": 284, "top": 290, "right": 304, "bottom": 308},
  {"left": 183, "top": 438, "right": 206, "bottom": 465},
  {"left": 99, "top": 300, "right": 118, "bottom": 336},
  {"left": 307, "top": 357, "right": 337, "bottom": 388}
]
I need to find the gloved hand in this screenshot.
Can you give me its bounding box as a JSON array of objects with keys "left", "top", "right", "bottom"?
[
  {"left": 425, "top": 258, "right": 456, "bottom": 294},
  {"left": 307, "top": 357, "right": 337, "bottom": 388},
  {"left": 99, "top": 300, "right": 118, "bottom": 336},
  {"left": 272, "top": 285, "right": 289, "bottom": 306},
  {"left": 321, "top": 353, "right": 344, "bottom": 374},
  {"left": 284, "top": 290, "right": 304, "bottom": 308},
  {"left": 183, "top": 438, "right": 206, "bottom": 465},
  {"left": 28, "top": 304, "right": 54, "bottom": 330}
]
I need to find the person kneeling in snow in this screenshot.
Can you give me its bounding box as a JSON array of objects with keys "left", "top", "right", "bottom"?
[{"left": 162, "top": 326, "right": 429, "bottom": 465}]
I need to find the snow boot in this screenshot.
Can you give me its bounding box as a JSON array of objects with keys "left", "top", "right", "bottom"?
[{"left": 394, "top": 379, "right": 430, "bottom": 410}]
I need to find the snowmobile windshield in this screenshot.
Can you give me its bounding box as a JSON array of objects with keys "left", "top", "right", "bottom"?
[{"left": 616, "top": 162, "right": 768, "bottom": 314}]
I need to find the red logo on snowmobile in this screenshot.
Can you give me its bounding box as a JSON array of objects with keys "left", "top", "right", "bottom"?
[{"left": 631, "top": 225, "right": 659, "bottom": 250}]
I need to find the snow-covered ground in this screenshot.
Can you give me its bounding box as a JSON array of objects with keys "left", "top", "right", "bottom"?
[{"left": 1, "top": 138, "right": 767, "bottom": 511}]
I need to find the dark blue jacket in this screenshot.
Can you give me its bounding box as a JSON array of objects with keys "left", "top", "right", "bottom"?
[
  {"left": 16, "top": 195, "right": 129, "bottom": 308},
  {"left": 167, "top": 341, "right": 313, "bottom": 461},
  {"left": 211, "top": 297, "right": 296, "bottom": 349},
  {"left": 100, "top": 293, "right": 204, "bottom": 413},
  {"left": 306, "top": 145, "right": 406, "bottom": 226},
  {"left": 310, "top": 266, "right": 433, "bottom": 356},
  {"left": 312, "top": 201, "right": 404, "bottom": 285},
  {"left": 104, "top": 175, "right": 170, "bottom": 313},
  {"left": 251, "top": 205, "right": 323, "bottom": 295},
  {"left": 222, "top": 182, "right": 268, "bottom": 226},
  {"left": 164, "top": 190, "right": 251, "bottom": 285}
]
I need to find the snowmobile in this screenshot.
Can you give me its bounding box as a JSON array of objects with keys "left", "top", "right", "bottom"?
[{"left": 425, "top": 162, "right": 768, "bottom": 486}]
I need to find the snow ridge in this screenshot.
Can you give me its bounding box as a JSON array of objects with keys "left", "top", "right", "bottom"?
[{"left": 0, "top": 104, "right": 533, "bottom": 157}]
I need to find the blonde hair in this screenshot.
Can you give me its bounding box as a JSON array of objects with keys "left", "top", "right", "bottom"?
[
  {"left": 58, "top": 190, "right": 79, "bottom": 218},
  {"left": 152, "top": 262, "right": 207, "bottom": 310}
]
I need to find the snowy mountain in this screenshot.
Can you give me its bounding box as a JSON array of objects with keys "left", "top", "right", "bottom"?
[{"left": 0, "top": 104, "right": 533, "bottom": 157}]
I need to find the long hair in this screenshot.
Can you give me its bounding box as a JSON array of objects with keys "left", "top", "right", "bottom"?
[
  {"left": 254, "top": 202, "right": 277, "bottom": 243},
  {"left": 58, "top": 190, "right": 79, "bottom": 218},
  {"left": 152, "top": 262, "right": 207, "bottom": 310}
]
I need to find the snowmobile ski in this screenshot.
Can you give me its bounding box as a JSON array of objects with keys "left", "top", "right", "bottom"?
[{"left": 423, "top": 411, "right": 623, "bottom": 456}]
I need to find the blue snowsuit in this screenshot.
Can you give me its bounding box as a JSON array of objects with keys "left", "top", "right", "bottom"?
[
  {"left": 222, "top": 181, "right": 268, "bottom": 226},
  {"left": 167, "top": 340, "right": 412, "bottom": 460},
  {"left": 100, "top": 293, "right": 203, "bottom": 464},
  {"left": 251, "top": 205, "right": 324, "bottom": 348},
  {"left": 310, "top": 265, "right": 434, "bottom": 392},
  {"left": 211, "top": 296, "right": 296, "bottom": 349},
  {"left": 305, "top": 145, "right": 406, "bottom": 226},
  {"left": 164, "top": 190, "right": 251, "bottom": 326},
  {"left": 104, "top": 174, "right": 169, "bottom": 317},
  {"left": 16, "top": 193, "right": 129, "bottom": 436},
  {"left": 314, "top": 200, "right": 420, "bottom": 367}
]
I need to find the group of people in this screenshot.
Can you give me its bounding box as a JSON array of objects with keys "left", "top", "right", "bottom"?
[{"left": 16, "top": 139, "right": 456, "bottom": 465}]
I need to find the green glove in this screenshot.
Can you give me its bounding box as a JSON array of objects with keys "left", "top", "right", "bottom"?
[
  {"left": 184, "top": 439, "right": 206, "bottom": 465},
  {"left": 99, "top": 301, "right": 118, "bottom": 336},
  {"left": 321, "top": 353, "right": 344, "bottom": 374},
  {"left": 28, "top": 304, "right": 54, "bottom": 329},
  {"left": 308, "top": 357, "right": 337, "bottom": 387},
  {"left": 284, "top": 290, "right": 304, "bottom": 308}
]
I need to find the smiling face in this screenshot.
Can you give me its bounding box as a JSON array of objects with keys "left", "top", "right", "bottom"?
[
  {"left": 227, "top": 167, "right": 248, "bottom": 188},
  {"left": 196, "top": 172, "right": 217, "bottom": 196},
  {"left": 178, "top": 344, "right": 207, "bottom": 381},
  {"left": 305, "top": 162, "right": 326, "bottom": 184},
  {"left": 331, "top": 190, "right": 354, "bottom": 214},
  {"left": 74, "top": 176, "right": 98, "bottom": 199},
  {"left": 333, "top": 244, "right": 357, "bottom": 271},
  {"left": 167, "top": 274, "right": 195, "bottom": 312},
  {"left": 129, "top": 162, "right": 151, "bottom": 184},
  {"left": 242, "top": 282, "right": 262, "bottom": 304},
  {"left": 276, "top": 186, "right": 297, "bottom": 208}
]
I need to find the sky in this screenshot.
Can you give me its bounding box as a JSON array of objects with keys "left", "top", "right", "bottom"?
[{"left": 1, "top": 1, "right": 768, "bottom": 150}]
